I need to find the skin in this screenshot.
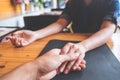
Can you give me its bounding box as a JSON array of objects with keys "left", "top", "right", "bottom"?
[
  {"left": 8, "top": 0, "right": 116, "bottom": 74},
  {"left": 0, "top": 49, "right": 86, "bottom": 80},
  {"left": 9, "top": 19, "right": 115, "bottom": 73},
  {"left": 59, "top": 21, "right": 116, "bottom": 74}
]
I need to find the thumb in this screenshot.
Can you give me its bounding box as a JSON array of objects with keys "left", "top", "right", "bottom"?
[
  {"left": 12, "top": 30, "right": 24, "bottom": 36},
  {"left": 60, "top": 53, "right": 79, "bottom": 62}
]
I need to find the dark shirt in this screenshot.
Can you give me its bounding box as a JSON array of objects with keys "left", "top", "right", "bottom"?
[{"left": 60, "top": 0, "right": 119, "bottom": 33}]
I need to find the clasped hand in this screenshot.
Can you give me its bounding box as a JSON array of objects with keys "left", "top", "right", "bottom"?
[{"left": 59, "top": 42, "right": 86, "bottom": 74}]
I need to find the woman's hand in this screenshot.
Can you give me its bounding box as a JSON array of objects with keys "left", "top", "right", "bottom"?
[
  {"left": 59, "top": 42, "right": 87, "bottom": 74},
  {"left": 8, "top": 30, "right": 37, "bottom": 47}
]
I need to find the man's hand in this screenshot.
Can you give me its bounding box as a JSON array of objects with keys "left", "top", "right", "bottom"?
[
  {"left": 0, "top": 49, "right": 79, "bottom": 80},
  {"left": 8, "top": 30, "right": 37, "bottom": 47},
  {"left": 34, "top": 49, "right": 80, "bottom": 78},
  {"left": 59, "top": 42, "right": 86, "bottom": 74}
]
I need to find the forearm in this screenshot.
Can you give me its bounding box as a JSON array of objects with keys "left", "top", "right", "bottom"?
[
  {"left": 34, "top": 18, "right": 68, "bottom": 40},
  {"left": 0, "top": 61, "right": 38, "bottom": 80},
  {"left": 79, "top": 21, "right": 116, "bottom": 52}
]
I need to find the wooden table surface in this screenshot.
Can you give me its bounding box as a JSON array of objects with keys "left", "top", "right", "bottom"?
[{"left": 0, "top": 33, "right": 120, "bottom": 76}]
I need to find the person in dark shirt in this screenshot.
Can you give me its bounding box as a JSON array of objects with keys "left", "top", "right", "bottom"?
[
  {"left": 61, "top": 0, "right": 119, "bottom": 33},
  {"left": 9, "top": 0, "right": 119, "bottom": 74}
]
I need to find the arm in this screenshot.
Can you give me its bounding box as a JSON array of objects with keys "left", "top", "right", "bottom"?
[
  {"left": 9, "top": 18, "right": 68, "bottom": 47},
  {"left": 9, "top": 0, "right": 71, "bottom": 47},
  {"left": 59, "top": 0, "right": 119, "bottom": 74},
  {"left": 79, "top": 21, "right": 116, "bottom": 52},
  {"left": 34, "top": 18, "right": 68, "bottom": 40},
  {"left": 0, "top": 62, "right": 38, "bottom": 80},
  {"left": 0, "top": 49, "right": 81, "bottom": 80},
  {"left": 59, "top": 21, "right": 116, "bottom": 74}
]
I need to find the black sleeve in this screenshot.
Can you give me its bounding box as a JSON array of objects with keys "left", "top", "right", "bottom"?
[
  {"left": 103, "top": 0, "right": 120, "bottom": 25},
  {"left": 59, "top": 1, "right": 72, "bottom": 24}
]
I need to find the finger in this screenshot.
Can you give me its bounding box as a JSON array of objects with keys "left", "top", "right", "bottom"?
[
  {"left": 13, "top": 36, "right": 22, "bottom": 47},
  {"left": 75, "top": 64, "right": 86, "bottom": 71},
  {"left": 79, "top": 59, "right": 86, "bottom": 70},
  {"left": 7, "top": 36, "right": 17, "bottom": 44},
  {"left": 59, "top": 43, "right": 73, "bottom": 72},
  {"left": 20, "top": 38, "right": 23, "bottom": 46},
  {"left": 15, "top": 37, "right": 21, "bottom": 47},
  {"left": 12, "top": 30, "right": 23, "bottom": 36},
  {"left": 80, "top": 63, "right": 86, "bottom": 69},
  {"left": 73, "top": 60, "right": 86, "bottom": 71},
  {"left": 59, "top": 44, "right": 76, "bottom": 73},
  {"left": 9, "top": 36, "right": 22, "bottom": 47},
  {"left": 60, "top": 53, "right": 79, "bottom": 74},
  {"left": 72, "top": 47, "right": 85, "bottom": 70},
  {"left": 8, "top": 36, "right": 13, "bottom": 43},
  {"left": 64, "top": 60, "right": 76, "bottom": 74},
  {"left": 6, "top": 36, "right": 12, "bottom": 40},
  {"left": 75, "top": 63, "right": 86, "bottom": 71},
  {"left": 81, "top": 59, "right": 86, "bottom": 64},
  {"left": 17, "top": 38, "right": 21, "bottom": 46},
  {"left": 61, "top": 42, "right": 73, "bottom": 54},
  {"left": 59, "top": 62, "right": 68, "bottom": 73},
  {"left": 73, "top": 59, "right": 86, "bottom": 71},
  {"left": 75, "top": 66, "right": 81, "bottom": 71},
  {"left": 60, "top": 53, "right": 79, "bottom": 63},
  {"left": 72, "top": 55, "right": 82, "bottom": 70},
  {"left": 20, "top": 38, "right": 27, "bottom": 46},
  {"left": 9, "top": 36, "right": 17, "bottom": 46}
]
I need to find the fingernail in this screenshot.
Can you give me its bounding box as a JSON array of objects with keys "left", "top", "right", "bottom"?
[
  {"left": 64, "top": 71, "right": 68, "bottom": 74},
  {"left": 73, "top": 66, "right": 76, "bottom": 70},
  {"left": 60, "top": 69, "right": 63, "bottom": 72}
]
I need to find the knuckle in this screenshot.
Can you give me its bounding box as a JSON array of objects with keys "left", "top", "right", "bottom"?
[
  {"left": 61, "top": 63, "right": 66, "bottom": 67},
  {"left": 51, "top": 48, "right": 60, "bottom": 52},
  {"left": 66, "top": 66, "right": 71, "bottom": 71},
  {"left": 61, "top": 48, "right": 67, "bottom": 54},
  {"left": 60, "top": 66, "right": 64, "bottom": 70},
  {"left": 76, "top": 61, "right": 80, "bottom": 65},
  {"left": 68, "top": 62, "right": 75, "bottom": 67},
  {"left": 71, "top": 45, "right": 77, "bottom": 49},
  {"left": 72, "top": 44, "right": 80, "bottom": 51},
  {"left": 66, "top": 62, "right": 74, "bottom": 70},
  {"left": 67, "top": 42, "right": 72, "bottom": 46}
]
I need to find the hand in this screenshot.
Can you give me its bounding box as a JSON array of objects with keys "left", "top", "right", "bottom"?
[
  {"left": 59, "top": 42, "right": 86, "bottom": 74},
  {"left": 8, "top": 30, "right": 37, "bottom": 47},
  {"left": 34, "top": 49, "right": 79, "bottom": 79}
]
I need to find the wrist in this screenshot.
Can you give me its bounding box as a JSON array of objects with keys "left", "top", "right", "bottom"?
[
  {"left": 33, "top": 31, "right": 41, "bottom": 40},
  {"left": 26, "top": 61, "right": 38, "bottom": 72},
  {"left": 20, "top": 61, "right": 39, "bottom": 78},
  {"left": 77, "top": 42, "right": 88, "bottom": 53},
  {"left": 32, "top": 58, "right": 46, "bottom": 76}
]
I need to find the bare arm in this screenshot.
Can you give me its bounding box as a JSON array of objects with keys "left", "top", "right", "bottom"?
[
  {"left": 0, "top": 49, "right": 80, "bottom": 80},
  {"left": 59, "top": 21, "right": 116, "bottom": 74},
  {"left": 0, "top": 62, "right": 38, "bottom": 80},
  {"left": 79, "top": 21, "right": 116, "bottom": 52},
  {"left": 34, "top": 18, "right": 68, "bottom": 40},
  {"left": 8, "top": 18, "right": 68, "bottom": 47}
]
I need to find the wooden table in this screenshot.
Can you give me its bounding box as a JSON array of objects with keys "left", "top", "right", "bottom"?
[{"left": 0, "top": 33, "right": 120, "bottom": 76}]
